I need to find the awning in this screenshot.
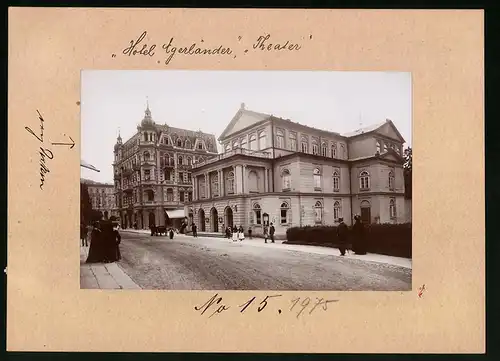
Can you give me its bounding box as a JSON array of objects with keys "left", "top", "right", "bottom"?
[
  {"left": 80, "top": 159, "right": 100, "bottom": 172},
  {"left": 165, "top": 209, "right": 186, "bottom": 219}
]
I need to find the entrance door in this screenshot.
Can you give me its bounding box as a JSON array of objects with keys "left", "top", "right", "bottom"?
[
  {"left": 360, "top": 201, "right": 371, "bottom": 224},
  {"left": 225, "top": 207, "right": 233, "bottom": 228},
  {"left": 198, "top": 209, "right": 206, "bottom": 231},
  {"left": 210, "top": 207, "right": 218, "bottom": 232}
]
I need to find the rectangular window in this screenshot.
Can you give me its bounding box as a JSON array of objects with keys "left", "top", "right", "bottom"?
[
  {"left": 255, "top": 210, "right": 262, "bottom": 225},
  {"left": 280, "top": 209, "right": 287, "bottom": 224},
  {"left": 144, "top": 170, "right": 151, "bottom": 181}
]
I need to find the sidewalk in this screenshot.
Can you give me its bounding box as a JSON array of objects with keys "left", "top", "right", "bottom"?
[{"left": 80, "top": 245, "right": 141, "bottom": 289}]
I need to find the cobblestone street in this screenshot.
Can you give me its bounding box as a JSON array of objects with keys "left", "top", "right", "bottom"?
[{"left": 115, "top": 230, "right": 412, "bottom": 291}]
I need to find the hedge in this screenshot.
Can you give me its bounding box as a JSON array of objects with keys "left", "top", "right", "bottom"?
[{"left": 284, "top": 223, "right": 412, "bottom": 258}]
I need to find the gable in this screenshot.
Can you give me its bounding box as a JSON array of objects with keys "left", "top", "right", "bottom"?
[
  {"left": 219, "top": 109, "right": 270, "bottom": 141},
  {"left": 374, "top": 121, "right": 405, "bottom": 143}
]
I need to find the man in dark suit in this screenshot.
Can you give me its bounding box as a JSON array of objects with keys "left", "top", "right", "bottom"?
[
  {"left": 269, "top": 223, "right": 276, "bottom": 243},
  {"left": 336, "top": 218, "right": 349, "bottom": 256}
]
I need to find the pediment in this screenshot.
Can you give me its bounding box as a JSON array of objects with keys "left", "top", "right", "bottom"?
[
  {"left": 219, "top": 108, "right": 270, "bottom": 141},
  {"left": 374, "top": 120, "right": 406, "bottom": 143}
]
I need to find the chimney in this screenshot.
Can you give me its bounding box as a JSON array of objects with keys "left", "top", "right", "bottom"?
[{"left": 240, "top": 102, "right": 245, "bottom": 110}]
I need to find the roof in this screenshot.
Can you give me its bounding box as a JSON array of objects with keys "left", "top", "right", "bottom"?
[
  {"left": 80, "top": 178, "right": 114, "bottom": 187},
  {"left": 341, "top": 120, "right": 388, "bottom": 137},
  {"left": 219, "top": 104, "right": 343, "bottom": 141},
  {"left": 341, "top": 118, "right": 406, "bottom": 143}
]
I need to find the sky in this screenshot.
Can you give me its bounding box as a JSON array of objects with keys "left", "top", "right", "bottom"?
[{"left": 81, "top": 70, "right": 412, "bottom": 184}]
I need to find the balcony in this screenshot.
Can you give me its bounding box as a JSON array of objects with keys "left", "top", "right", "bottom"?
[
  {"left": 178, "top": 163, "right": 192, "bottom": 171},
  {"left": 141, "top": 159, "right": 156, "bottom": 166},
  {"left": 161, "top": 163, "right": 175, "bottom": 170},
  {"left": 141, "top": 178, "right": 157, "bottom": 185},
  {"left": 122, "top": 168, "right": 133, "bottom": 177},
  {"left": 133, "top": 163, "right": 141, "bottom": 171},
  {"left": 178, "top": 180, "right": 192, "bottom": 186},
  {"left": 114, "top": 173, "right": 121, "bottom": 180},
  {"left": 192, "top": 148, "right": 271, "bottom": 169}
]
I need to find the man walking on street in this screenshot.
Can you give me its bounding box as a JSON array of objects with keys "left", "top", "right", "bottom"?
[
  {"left": 269, "top": 223, "right": 276, "bottom": 243},
  {"left": 192, "top": 223, "right": 197, "bottom": 238},
  {"left": 336, "top": 217, "right": 349, "bottom": 256}
]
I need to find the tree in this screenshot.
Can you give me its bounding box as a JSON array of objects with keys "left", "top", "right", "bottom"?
[
  {"left": 80, "top": 182, "right": 102, "bottom": 225},
  {"left": 403, "top": 147, "right": 412, "bottom": 199}
]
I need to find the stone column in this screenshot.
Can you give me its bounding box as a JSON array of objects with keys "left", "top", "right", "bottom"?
[
  {"left": 220, "top": 169, "right": 225, "bottom": 197},
  {"left": 205, "top": 173, "right": 210, "bottom": 199},
  {"left": 264, "top": 168, "right": 269, "bottom": 192},
  {"left": 218, "top": 170, "right": 223, "bottom": 197},
  {"left": 242, "top": 164, "right": 247, "bottom": 194},
  {"left": 193, "top": 176, "right": 198, "bottom": 200}
]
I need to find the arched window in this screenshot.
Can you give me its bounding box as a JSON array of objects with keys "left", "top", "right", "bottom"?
[
  {"left": 321, "top": 142, "right": 327, "bottom": 157},
  {"left": 253, "top": 203, "right": 262, "bottom": 225},
  {"left": 258, "top": 131, "right": 266, "bottom": 150},
  {"left": 166, "top": 188, "right": 173, "bottom": 202},
  {"left": 301, "top": 138, "right": 308, "bottom": 153},
  {"left": 224, "top": 144, "right": 231, "bottom": 153},
  {"left": 185, "top": 140, "right": 191, "bottom": 149},
  {"left": 276, "top": 129, "right": 285, "bottom": 148},
  {"left": 396, "top": 147, "right": 401, "bottom": 155},
  {"left": 389, "top": 199, "right": 397, "bottom": 219},
  {"left": 280, "top": 202, "right": 289, "bottom": 224},
  {"left": 240, "top": 137, "right": 247, "bottom": 149},
  {"left": 388, "top": 171, "right": 395, "bottom": 190},
  {"left": 143, "top": 151, "right": 150, "bottom": 161},
  {"left": 334, "top": 201, "right": 342, "bottom": 221},
  {"left": 340, "top": 144, "right": 346, "bottom": 159},
  {"left": 211, "top": 173, "right": 219, "bottom": 197},
  {"left": 331, "top": 143, "right": 337, "bottom": 158},
  {"left": 177, "top": 139, "right": 183, "bottom": 147},
  {"left": 376, "top": 141, "right": 381, "bottom": 153},
  {"left": 312, "top": 141, "right": 319, "bottom": 155},
  {"left": 359, "top": 170, "right": 370, "bottom": 190},
  {"left": 232, "top": 140, "right": 239, "bottom": 149},
  {"left": 289, "top": 133, "right": 297, "bottom": 151},
  {"left": 313, "top": 168, "right": 322, "bottom": 189},
  {"left": 187, "top": 157, "right": 192, "bottom": 165},
  {"left": 333, "top": 171, "right": 340, "bottom": 192},
  {"left": 178, "top": 155, "right": 183, "bottom": 165},
  {"left": 249, "top": 134, "right": 257, "bottom": 150},
  {"left": 248, "top": 170, "right": 258, "bottom": 192},
  {"left": 226, "top": 171, "right": 235, "bottom": 194},
  {"left": 383, "top": 142, "right": 388, "bottom": 152},
  {"left": 314, "top": 201, "right": 323, "bottom": 223},
  {"left": 282, "top": 169, "right": 291, "bottom": 190}
]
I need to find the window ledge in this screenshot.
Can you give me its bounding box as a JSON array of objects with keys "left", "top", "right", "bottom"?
[
  {"left": 314, "top": 187, "right": 322, "bottom": 191},
  {"left": 333, "top": 189, "right": 340, "bottom": 192},
  {"left": 282, "top": 188, "right": 291, "bottom": 192},
  {"left": 360, "top": 188, "right": 370, "bottom": 192}
]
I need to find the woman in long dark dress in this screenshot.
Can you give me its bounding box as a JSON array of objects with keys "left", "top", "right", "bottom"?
[
  {"left": 86, "top": 221, "right": 104, "bottom": 263},
  {"left": 352, "top": 216, "right": 367, "bottom": 255}
]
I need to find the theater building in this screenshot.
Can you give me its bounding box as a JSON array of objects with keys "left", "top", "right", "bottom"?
[
  {"left": 113, "top": 103, "right": 218, "bottom": 229},
  {"left": 185, "top": 103, "right": 407, "bottom": 237}
]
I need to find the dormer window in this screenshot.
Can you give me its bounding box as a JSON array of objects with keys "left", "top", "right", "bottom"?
[
  {"left": 177, "top": 139, "right": 182, "bottom": 147},
  {"left": 376, "top": 141, "right": 381, "bottom": 153},
  {"left": 198, "top": 142, "right": 203, "bottom": 150}
]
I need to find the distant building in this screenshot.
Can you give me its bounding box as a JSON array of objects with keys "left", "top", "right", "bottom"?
[
  {"left": 113, "top": 103, "right": 218, "bottom": 229},
  {"left": 186, "top": 103, "right": 408, "bottom": 237},
  {"left": 81, "top": 178, "right": 118, "bottom": 220}
]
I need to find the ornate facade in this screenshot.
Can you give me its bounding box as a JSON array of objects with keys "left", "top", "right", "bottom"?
[
  {"left": 186, "top": 103, "right": 409, "bottom": 237},
  {"left": 113, "top": 104, "right": 218, "bottom": 229},
  {"left": 81, "top": 179, "right": 119, "bottom": 219}
]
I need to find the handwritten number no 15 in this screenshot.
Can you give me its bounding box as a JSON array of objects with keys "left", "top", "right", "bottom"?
[{"left": 239, "top": 295, "right": 282, "bottom": 313}]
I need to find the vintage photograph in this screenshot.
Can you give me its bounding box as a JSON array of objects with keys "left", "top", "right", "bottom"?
[{"left": 80, "top": 70, "right": 412, "bottom": 291}]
